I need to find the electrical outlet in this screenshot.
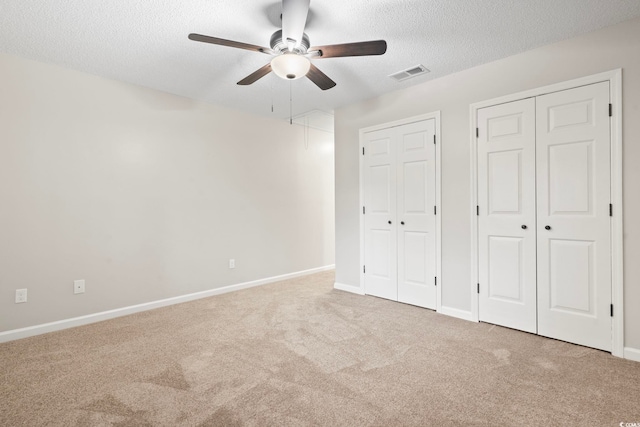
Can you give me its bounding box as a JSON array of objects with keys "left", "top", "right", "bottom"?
[
  {"left": 15, "top": 289, "right": 27, "bottom": 303},
  {"left": 229, "top": 259, "right": 235, "bottom": 269},
  {"left": 74, "top": 279, "right": 85, "bottom": 294}
]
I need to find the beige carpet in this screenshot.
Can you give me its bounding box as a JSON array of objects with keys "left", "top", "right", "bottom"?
[{"left": 1, "top": 270, "right": 639, "bottom": 426}]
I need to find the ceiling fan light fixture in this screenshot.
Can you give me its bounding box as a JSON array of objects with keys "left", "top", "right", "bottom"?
[{"left": 271, "top": 53, "right": 311, "bottom": 80}]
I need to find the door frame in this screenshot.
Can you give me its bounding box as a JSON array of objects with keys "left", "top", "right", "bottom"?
[
  {"left": 359, "top": 111, "right": 442, "bottom": 311},
  {"left": 469, "top": 69, "right": 624, "bottom": 357}
]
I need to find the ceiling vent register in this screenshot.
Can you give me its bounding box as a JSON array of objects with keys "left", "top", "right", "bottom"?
[{"left": 389, "top": 65, "right": 430, "bottom": 82}]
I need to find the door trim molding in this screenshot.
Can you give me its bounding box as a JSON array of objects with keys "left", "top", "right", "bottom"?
[
  {"left": 334, "top": 282, "right": 366, "bottom": 295},
  {"left": 469, "top": 69, "right": 624, "bottom": 357},
  {"left": 439, "top": 306, "right": 474, "bottom": 322},
  {"left": 359, "top": 111, "right": 442, "bottom": 311},
  {"left": 624, "top": 347, "right": 640, "bottom": 363}
]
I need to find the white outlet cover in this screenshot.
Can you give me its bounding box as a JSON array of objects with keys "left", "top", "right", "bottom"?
[
  {"left": 74, "top": 279, "right": 85, "bottom": 294},
  {"left": 15, "top": 288, "right": 27, "bottom": 303},
  {"left": 229, "top": 259, "right": 235, "bottom": 269}
]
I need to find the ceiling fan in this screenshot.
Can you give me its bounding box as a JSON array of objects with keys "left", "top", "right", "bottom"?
[{"left": 188, "top": 0, "right": 387, "bottom": 90}]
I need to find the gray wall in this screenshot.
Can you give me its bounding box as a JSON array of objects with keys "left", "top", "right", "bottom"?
[
  {"left": 335, "top": 17, "right": 640, "bottom": 349},
  {"left": 0, "top": 53, "right": 335, "bottom": 332}
]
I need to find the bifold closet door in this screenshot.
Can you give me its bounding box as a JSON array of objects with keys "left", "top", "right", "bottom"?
[
  {"left": 477, "top": 99, "right": 538, "bottom": 333},
  {"left": 396, "top": 120, "right": 437, "bottom": 309},
  {"left": 363, "top": 119, "right": 437, "bottom": 308},
  {"left": 363, "top": 128, "right": 398, "bottom": 301},
  {"left": 536, "top": 82, "right": 612, "bottom": 351}
]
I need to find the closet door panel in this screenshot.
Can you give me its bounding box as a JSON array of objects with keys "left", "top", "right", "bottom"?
[
  {"left": 397, "top": 120, "right": 437, "bottom": 309},
  {"left": 536, "top": 82, "right": 611, "bottom": 351},
  {"left": 363, "top": 129, "right": 398, "bottom": 301},
  {"left": 477, "top": 98, "right": 537, "bottom": 333},
  {"left": 488, "top": 236, "right": 524, "bottom": 302}
]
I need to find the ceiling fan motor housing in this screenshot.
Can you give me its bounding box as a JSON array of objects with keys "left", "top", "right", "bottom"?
[
  {"left": 270, "top": 29, "right": 310, "bottom": 54},
  {"left": 187, "top": 0, "right": 385, "bottom": 91}
]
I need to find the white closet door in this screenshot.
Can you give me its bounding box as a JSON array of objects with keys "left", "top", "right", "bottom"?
[
  {"left": 536, "top": 82, "right": 612, "bottom": 351},
  {"left": 363, "top": 128, "right": 398, "bottom": 301},
  {"left": 397, "top": 119, "right": 437, "bottom": 309},
  {"left": 477, "top": 98, "right": 537, "bottom": 333}
]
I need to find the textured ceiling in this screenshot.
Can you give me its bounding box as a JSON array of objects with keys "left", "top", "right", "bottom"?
[{"left": 1, "top": 1, "right": 640, "bottom": 119}]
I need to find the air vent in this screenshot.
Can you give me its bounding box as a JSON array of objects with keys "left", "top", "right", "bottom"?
[{"left": 389, "top": 65, "right": 430, "bottom": 82}]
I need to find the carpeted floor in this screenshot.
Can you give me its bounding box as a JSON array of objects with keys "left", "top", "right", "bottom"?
[{"left": 1, "top": 270, "right": 639, "bottom": 426}]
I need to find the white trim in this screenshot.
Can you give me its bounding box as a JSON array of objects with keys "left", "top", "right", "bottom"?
[
  {"left": 610, "top": 70, "right": 624, "bottom": 358},
  {"left": 358, "top": 111, "right": 442, "bottom": 309},
  {"left": 469, "top": 102, "right": 480, "bottom": 323},
  {"left": 469, "top": 69, "right": 624, "bottom": 355},
  {"left": 358, "top": 126, "right": 367, "bottom": 297},
  {"left": 624, "top": 347, "right": 640, "bottom": 363},
  {"left": 434, "top": 112, "right": 443, "bottom": 312},
  {"left": 359, "top": 113, "right": 439, "bottom": 134},
  {"left": 0, "top": 265, "right": 335, "bottom": 344},
  {"left": 439, "top": 306, "right": 474, "bottom": 322},
  {"left": 469, "top": 69, "right": 621, "bottom": 111},
  {"left": 334, "top": 282, "right": 366, "bottom": 295}
]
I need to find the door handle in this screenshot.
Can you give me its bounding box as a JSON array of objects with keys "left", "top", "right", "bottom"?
[
  {"left": 545, "top": 225, "right": 551, "bottom": 230},
  {"left": 521, "top": 225, "right": 527, "bottom": 229},
  {"left": 401, "top": 221, "right": 405, "bottom": 225},
  {"left": 388, "top": 220, "right": 392, "bottom": 224}
]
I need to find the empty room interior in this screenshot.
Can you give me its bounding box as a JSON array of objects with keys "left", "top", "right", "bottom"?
[{"left": 2, "top": 1, "right": 640, "bottom": 425}]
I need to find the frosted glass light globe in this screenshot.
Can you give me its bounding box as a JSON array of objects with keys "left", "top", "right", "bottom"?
[{"left": 271, "top": 53, "right": 311, "bottom": 80}]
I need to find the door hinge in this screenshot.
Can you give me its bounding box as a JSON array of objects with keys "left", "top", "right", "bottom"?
[
  {"left": 609, "top": 104, "right": 613, "bottom": 117},
  {"left": 433, "top": 134, "right": 436, "bottom": 145},
  {"left": 477, "top": 283, "right": 480, "bottom": 294},
  {"left": 362, "top": 147, "right": 365, "bottom": 155},
  {"left": 611, "top": 304, "right": 614, "bottom": 317},
  {"left": 363, "top": 265, "right": 366, "bottom": 274},
  {"left": 476, "top": 127, "right": 479, "bottom": 138},
  {"left": 434, "top": 206, "right": 437, "bottom": 215},
  {"left": 477, "top": 205, "right": 479, "bottom": 216},
  {"left": 435, "top": 277, "right": 437, "bottom": 286},
  {"left": 363, "top": 206, "right": 366, "bottom": 215},
  {"left": 610, "top": 204, "right": 613, "bottom": 217}
]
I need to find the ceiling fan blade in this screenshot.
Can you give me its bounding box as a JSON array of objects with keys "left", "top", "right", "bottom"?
[
  {"left": 188, "top": 33, "right": 273, "bottom": 55},
  {"left": 281, "top": 0, "right": 310, "bottom": 50},
  {"left": 309, "top": 40, "right": 387, "bottom": 58},
  {"left": 306, "top": 63, "right": 336, "bottom": 90},
  {"left": 237, "top": 63, "right": 273, "bottom": 85}
]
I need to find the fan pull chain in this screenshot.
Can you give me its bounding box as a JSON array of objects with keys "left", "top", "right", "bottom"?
[
  {"left": 289, "top": 81, "right": 293, "bottom": 125},
  {"left": 304, "top": 115, "right": 309, "bottom": 150}
]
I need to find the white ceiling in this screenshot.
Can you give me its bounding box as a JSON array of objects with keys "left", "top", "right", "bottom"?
[{"left": 2, "top": 1, "right": 640, "bottom": 120}]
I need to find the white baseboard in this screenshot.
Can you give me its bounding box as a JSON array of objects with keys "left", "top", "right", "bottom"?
[
  {"left": 0, "top": 264, "right": 335, "bottom": 344},
  {"left": 439, "top": 306, "right": 474, "bottom": 322},
  {"left": 624, "top": 347, "right": 640, "bottom": 363},
  {"left": 333, "top": 282, "right": 365, "bottom": 295}
]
